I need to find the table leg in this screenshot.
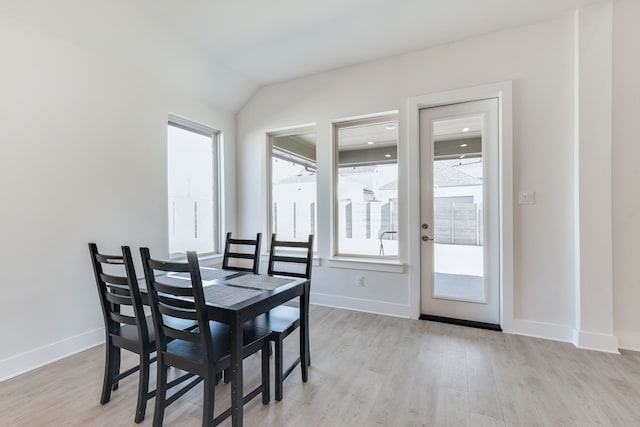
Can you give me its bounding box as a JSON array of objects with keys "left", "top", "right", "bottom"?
[
  {"left": 300, "top": 282, "right": 310, "bottom": 382},
  {"left": 230, "top": 315, "right": 243, "bottom": 426}
]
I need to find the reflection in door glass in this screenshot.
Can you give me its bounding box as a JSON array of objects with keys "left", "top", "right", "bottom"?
[{"left": 432, "top": 115, "right": 485, "bottom": 302}]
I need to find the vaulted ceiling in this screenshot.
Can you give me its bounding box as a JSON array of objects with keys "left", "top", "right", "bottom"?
[
  {"left": 1, "top": 0, "right": 600, "bottom": 111},
  {"left": 141, "top": 0, "right": 599, "bottom": 85}
]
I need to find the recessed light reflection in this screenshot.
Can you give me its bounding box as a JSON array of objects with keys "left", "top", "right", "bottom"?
[
  {"left": 462, "top": 127, "right": 470, "bottom": 132},
  {"left": 367, "top": 141, "right": 374, "bottom": 145},
  {"left": 460, "top": 143, "right": 468, "bottom": 147}
]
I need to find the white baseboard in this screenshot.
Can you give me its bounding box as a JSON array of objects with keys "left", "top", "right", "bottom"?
[
  {"left": 310, "top": 293, "right": 410, "bottom": 318},
  {"left": 510, "top": 319, "right": 575, "bottom": 343},
  {"left": 0, "top": 328, "right": 104, "bottom": 382},
  {"left": 573, "top": 329, "right": 620, "bottom": 354},
  {"left": 616, "top": 331, "right": 640, "bottom": 352}
]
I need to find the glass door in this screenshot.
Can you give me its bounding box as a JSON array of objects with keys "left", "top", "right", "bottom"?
[{"left": 419, "top": 99, "right": 500, "bottom": 326}]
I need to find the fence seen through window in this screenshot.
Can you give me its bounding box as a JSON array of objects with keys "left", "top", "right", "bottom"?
[{"left": 336, "top": 116, "right": 399, "bottom": 257}]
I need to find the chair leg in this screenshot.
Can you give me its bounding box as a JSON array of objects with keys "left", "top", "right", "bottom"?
[
  {"left": 112, "top": 347, "right": 121, "bottom": 391},
  {"left": 203, "top": 377, "right": 215, "bottom": 427},
  {"left": 262, "top": 341, "right": 270, "bottom": 404},
  {"left": 274, "top": 337, "right": 284, "bottom": 401},
  {"left": 134, "top": 353, "right": 150, "bottom": 423},
  {"left": 153, "top": 364, "right": 168, "bottom": 427},
  {"left": 100, "top": 341, "right": 115, "bottom": 404}
]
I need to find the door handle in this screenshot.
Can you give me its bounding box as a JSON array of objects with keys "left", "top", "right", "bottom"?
[{"left": 421, "top": 236, "right": 433, "bottom": 242}]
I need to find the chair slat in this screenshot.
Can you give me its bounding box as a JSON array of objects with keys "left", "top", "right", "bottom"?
[
  {"left": 226, "top": 252, "right": 255, "bottom": 260},
  {"left": 153, "top": 281, "right": 195, "bottom": 297},
  {"left": 110, "top": 312, "right": 137, "bottom": 325},
  {"left": 105, "top": 292, "right": 134, "bottom": 307},
  {"left": 94, "top": 253, "right": 125, "bottom": 264},
  {"left": 100, "top": 272, "right": 129, "bottom": 286},
  {"left": 158, "top": 302, "right": 198, "bottom": 321},
  {"left": 271, "top": 255, "right": 308, "bottom": 264},
  {"left": 147, "top": 258, "right": 190, "bottom": 273},
  {"left": 163, "top": 326, "right": 200, "bottom": 343},
  {"left": 228, "top": 238, "right": 258, "bottom": 245},
  {"left": 272, "top": 240, "right": 310, "bottom": 248}
]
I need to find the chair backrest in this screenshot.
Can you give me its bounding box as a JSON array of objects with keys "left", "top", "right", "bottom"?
[
  {"left": 88, "top": 243, "right": 149, "bottom": 346},
  {"left": 222, "top": 232, "right": 262, "bottom": 274},
  {"left": 140, "top": 248, "right": 213, "bottom": 365},
  {"left": 267, "top": 234, "right": 314, "bottom": 280}
]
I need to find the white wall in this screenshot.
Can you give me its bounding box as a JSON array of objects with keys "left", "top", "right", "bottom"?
[
  {"left": 237, "top": 14, "right": 579, "bottom": 328},
  {"left": 237, "top": 1, "right": 640, "bottom": 352},
  {"left": 612, "top": 0, "right": 640, "bottom": 351},
  {"left": 0, "top": 12, "right": 236, "bottom": 380},
  {"left": 573, "top": 1, "right": 617, "bottom": 353}
]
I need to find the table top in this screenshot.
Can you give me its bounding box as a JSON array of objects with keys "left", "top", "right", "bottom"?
[{"left": 139, "top": 267, "right": 308, "bottom": 321}]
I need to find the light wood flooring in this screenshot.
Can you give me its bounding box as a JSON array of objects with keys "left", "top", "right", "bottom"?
[{"left": 2, "top": 305, "right": 640, "bottom": 426}]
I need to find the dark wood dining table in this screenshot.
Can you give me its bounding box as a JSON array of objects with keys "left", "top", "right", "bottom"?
[{"left": 140, "top": 267, "right": 310, "bottom": 426}]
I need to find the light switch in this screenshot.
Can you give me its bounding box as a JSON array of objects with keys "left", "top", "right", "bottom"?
[{"left": 518, "top": 191, "right": 535, "bottom": 205}]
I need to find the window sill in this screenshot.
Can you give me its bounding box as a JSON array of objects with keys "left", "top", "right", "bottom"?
[{"left": 324, "top": 257, "right": 404, "bottom": 273}]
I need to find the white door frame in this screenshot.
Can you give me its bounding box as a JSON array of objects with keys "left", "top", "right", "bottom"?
[{"left": 407, "top": 82, "right": 514, "bottom": 332}]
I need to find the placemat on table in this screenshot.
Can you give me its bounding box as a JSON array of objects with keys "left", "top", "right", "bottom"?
[
  {"left": 203, "top": 284, "right": 263, "bottom": 306},
  {"left": 222, "top": 275, "right": 294, "bottom": 291}
]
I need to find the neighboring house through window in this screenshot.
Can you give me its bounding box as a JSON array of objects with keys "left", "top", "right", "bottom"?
[
  {"left": 335, "top": 114, "right": 399, "bottom": 257},
  {"left": 269, "top": 127, "right": 317, "bottom": 250}
]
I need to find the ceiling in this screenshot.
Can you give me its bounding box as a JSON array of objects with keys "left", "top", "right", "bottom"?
[
  {"left": 138, "top": 0, "right": 599, "bottom": 85},
  {"left": 1, "top": 0, "right": 600, "bottom": 111}
]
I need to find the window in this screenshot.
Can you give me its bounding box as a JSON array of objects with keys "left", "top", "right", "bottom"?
[
  {"left": 269, "top": 128, "right": 317, "bottom": 250},
  {"left": 167, "top": 116, "right": 220, "bottom": 257},
  {"left": 335, "top": 115, "right": 399, "bottom": 257}
]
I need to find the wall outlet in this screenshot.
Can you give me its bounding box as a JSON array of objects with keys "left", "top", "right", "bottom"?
[
  {"left": 518, "top": 191, "right": 536, "bottom": 205},
  {"left": 356, "top": 275, "right": 365, "bottom": 287}
]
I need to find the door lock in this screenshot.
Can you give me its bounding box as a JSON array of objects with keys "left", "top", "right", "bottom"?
[
  {"left": 421, "top": 236, "right": 433, "bottom": 242},
  {"left": 421, "top": 224, "right": 429, "bottom": 229}
]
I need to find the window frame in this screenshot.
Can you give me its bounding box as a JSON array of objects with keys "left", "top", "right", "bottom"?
[
  {"left": 167, "top": 114, "right": 222, "bottom": 259},
  {"left": 332, "top": 112, "right": 400, "bottom": 259},
  {"left": 267, "top": 125, "right": 317, "bottom": 254}
]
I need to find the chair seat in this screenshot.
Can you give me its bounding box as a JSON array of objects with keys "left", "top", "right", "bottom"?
[
  {"left": 117, "top": 316, "right": 198, "bottom": 345},
  {"left": 165, "top": 321, "right": 271, "bottom": 364},
  {"left": 117, "top": 316, "right": 154, "bottom": 344},
  {"left": 251, "top": 305, "right": 300, "bottom": 336}
]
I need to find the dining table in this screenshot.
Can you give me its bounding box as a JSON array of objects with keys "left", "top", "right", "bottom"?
[{"left": 139, "top": 266, "right": 311, "bottom": 426}]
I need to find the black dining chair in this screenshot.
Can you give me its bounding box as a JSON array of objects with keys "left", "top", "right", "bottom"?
[
  {"left": 252, "top": 234, "right": 314, "bottom": 401},
  {"left": 89, "top": 243, "right": 156, "bottom": 423},
  {"left": 221, "top": 232, "right": 262, "bottom": 274},
  {"left": 140, "top": 248, "right": 271, "bottom": 427}
]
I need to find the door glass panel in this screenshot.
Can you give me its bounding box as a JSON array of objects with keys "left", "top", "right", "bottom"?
[{"left": 432, "top": 115, "right": 485, "bottom": 302}]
